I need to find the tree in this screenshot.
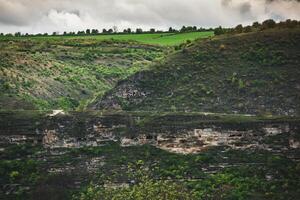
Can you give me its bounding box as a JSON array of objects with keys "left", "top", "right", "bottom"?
[
  {"left": 180, "top": 26, "right": 187, "bottom": 32},
  {"left": 150, "top": 28, "right": 155, "bottom": 33},
  {"left": 136, "top": 28, "right": 143, "bottom": 34},
  {"left": 75, "top": 163, "right": 195, "bottom": 200},
  {"left": 261, "top": 19, "right": 276, "bottom": 30},
  {"left": 214, "top": 26, "right": 225, "bottom": 35},
  {"left": 108, "top": 29, "right": 113, "bottom": 34},
  {"left": 235, "top": 24, "right": 243, "bottom": 33},
  {"left": 123, "top": 28, "right": 132, "bottom": 34},
  {"left": 198, "top": 27, "right": 205, "bottom": 32},
  {"left": 52, "top": 32, "right": 58, "bottom": 36},
  {"left": 168, "top": 27, "right": 175, "bottom": 32},
  {"left": 243, "top": 25, "right": 252, "bottom": 33},
  {"left": 252, "top": 21, "right": 260, "bottom": 28},
  {"left": 102, "top": 29, "right": 107, "bottom": 34},
  {"left": 284, "top": 19, "right": 298, "bottom": 28},
  {"left": 91, "top": 29, "right": 99, "bottom": 34},
  {"left": 14, "top": 32, "right": 21, "bottom": 37},
  {"left": 77, "top": 31, "right": 85, "bottom": 35},
  {"left": 86, "top": 29, "right": 91, "bottom": 34},
  {"left": 0, "top": 33, "right": 3, "bottom": 36}
]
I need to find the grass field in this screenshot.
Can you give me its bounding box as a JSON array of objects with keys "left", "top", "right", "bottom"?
[{"left": 0, "top": 31, "right": 214, "bottom": 46}]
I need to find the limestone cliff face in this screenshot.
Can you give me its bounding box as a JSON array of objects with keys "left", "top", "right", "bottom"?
[
  {"left": 1, "top": 112, "right": 299, "bottom": 155},
  {"left": 1, "top": 111, "right": 300, "bottom": 199}
]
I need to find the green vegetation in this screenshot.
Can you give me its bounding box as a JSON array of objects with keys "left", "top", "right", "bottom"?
[
  {"left": 0, "top": 31, "right": 213, "bottom": 46},
  {"left": 69, "top": 144, "right": 300, "bottom": 200},
  {"left": 94, "top": 28, "right": 300, "bottom": 116},
  {"left": 0, "top": 39, "right": 167, "bottom": 110},
  {"left": 59, "top": 31, "right": 213, "bottom": 46},
  {"left": 1, "top": 142, "right": 299, "bottom": 200},
  {"left": 214, "top": 19, "right": 300, "bottom": 35},
  {"left": 0, "top": 32, "right": 213, "bottom": 111},
  {"left": 1, "top": 21, "right": 300, "bottom": 200}
]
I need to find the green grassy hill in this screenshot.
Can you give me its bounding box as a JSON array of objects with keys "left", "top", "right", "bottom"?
[
  {"left": 0, "top": 39, "right": 168, "bottom": 110},
  {"left": 91, "top": 28, "right": 300, "bottom": 116},
  {"left": 0, "top": 32, "right": 212, "bottom": 110},
  {"left": 1, "top": 31, "right": 213, "bottom": 46}
]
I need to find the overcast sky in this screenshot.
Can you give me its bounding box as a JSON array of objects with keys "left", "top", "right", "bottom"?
[{"left": 0, "top": 0, "right": 300, "bottom": 34}]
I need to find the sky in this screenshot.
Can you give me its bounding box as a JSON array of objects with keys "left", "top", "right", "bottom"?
[{"left": 0, "top": 0, "right": 300, "bottom": 34}]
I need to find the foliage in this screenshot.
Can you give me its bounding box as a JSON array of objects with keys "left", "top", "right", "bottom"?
[
  {"left": 0, "top": 38, "right": 169, "bottom": 110},
  {"left": 94, "top": 28, "right": 300, "bottom": 116},
  {"left": 74, "top": 162, "right": 195, "bottom": 200}
]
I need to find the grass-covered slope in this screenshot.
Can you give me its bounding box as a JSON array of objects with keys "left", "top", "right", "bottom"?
[
  {"left": 0, "top": 38, "right": 168, "bottom": 110},
  {"left": 12, "top": 31, "right": 213, "bottom": 46},
  {"left": 92, "top": 28, "right": 300, "bottom": 116}
]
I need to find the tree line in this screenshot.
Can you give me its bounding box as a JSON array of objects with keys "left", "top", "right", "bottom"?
[
  {"left": 1, "top": 19, "right": 299, "bottom": 37},
  {"left": 0, "top": 26, "right": 213, "bottom": 37},
  {"left": 214, "top": 19, "right": 300, "bottom": 35}
]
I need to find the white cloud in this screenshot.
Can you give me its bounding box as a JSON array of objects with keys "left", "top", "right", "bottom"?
[{"left": 0, "top": 0, "right": 299, "bottom": 34}]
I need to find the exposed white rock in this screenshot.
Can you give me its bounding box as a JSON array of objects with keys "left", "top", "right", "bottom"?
[
  {"left": 289, "top": 139, "right": 300, "bottom": 149},
  {"left": 43, "top": 130, "right": 59, "bottom": 146},
  {"left": 47, "top": 110, "right": 65, "bottom": 117}
]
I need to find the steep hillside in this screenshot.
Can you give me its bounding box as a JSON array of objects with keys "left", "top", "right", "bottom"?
[
  {"left": 91, "top": 28, "right": 300, "bottom": 116},
  {"left": 0, "top": 38, "right": 168, "bottom": 110}
]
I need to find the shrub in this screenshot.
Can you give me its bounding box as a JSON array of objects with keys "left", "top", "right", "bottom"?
[
  {"left": 186, "top": 39, "right": 192, "bottom": 44},
  {"left": 74, "top": 163, "right": 195, "bottom": 200},
  {"left": 252, "top": 21, "right": 261, "bottom": 29},
  {"left": 243, "top": 26, "right": 252, "bottom": 33},
  {"left": 10, "top": 171, "right": 20, "bottom": 181},
  {"left": 214, "top": 26, "right": 226, "bottom": 35},
  {"left": 261, "top": 19, "right": 276, "bottom": 30},
  {"left": 219, "top": 44, "right": 226, "bottom": 51},
  {"left": 235, "top": 24, "right": 243, "bottom": 33}
]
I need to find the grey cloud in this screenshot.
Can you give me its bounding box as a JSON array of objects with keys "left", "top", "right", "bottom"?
[
  {"left": 0, "top": 0, "right": 299, "bottom": 34},
  {"left": 239, "top": 2, "right": 252, "bottom": 15},
  {"left": 0, "top": 0, "right": 30, "bottom": 25}
]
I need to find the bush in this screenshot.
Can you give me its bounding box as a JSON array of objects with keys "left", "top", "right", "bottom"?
[
  {"left": 261, "top": 19, "right": 276, "bottom": 30},
  {"left": 214, "top": 26, "right": 226, "bottom": 35},
  {"left": 219, "top": 44, "right": 226, "bottom": 51},
  {"left": 235, "top": 24, "right": 243, "bottom": 33},
  {"left": 243, "top": 26, "right": 252, "bottom": 33},
  {"left": 252, "top": 21, "right": 261, "bottom": 29},
  {"left": 74, "top": 163, "right": 195, "bottom": 200}
]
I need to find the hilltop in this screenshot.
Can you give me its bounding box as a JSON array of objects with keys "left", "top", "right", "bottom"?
[{"left": 91, "top": 28, "right": 300, "bottom": 116}]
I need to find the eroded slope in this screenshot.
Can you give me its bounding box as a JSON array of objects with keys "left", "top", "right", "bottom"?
[
  {"left": 0, "top": 38, "right": 168, "bottom": 110},
  {"left": 92, "top": 28, "right": 300, "bottom": 116}
]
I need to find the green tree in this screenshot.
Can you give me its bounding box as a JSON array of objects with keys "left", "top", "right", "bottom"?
[
  {"left": 150, "top": 28, "right": 156, "bottom": 33},
  {"left": 252, "top": 21, "right": 261, "bottom": 28},
  {"left": 214, "top": 26, "right": 225, "bottom": 35},
  {"left": 14, "top": 32, "right": 21, "bottom": 37},
  {"left": 136, "top": 28, "right": 143, "bottom": 34},
  {"left": 261, "top": 19, "right": 276, "bottom": 30},
  {"left": 235, "top": 24, "right": 243, "bottom": 33},
  {"left": 74, "top": 162, "right": 195, "bottom": 200},
  {"left": 91, "top": 29, "right": 99, "bottom": 34}
]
